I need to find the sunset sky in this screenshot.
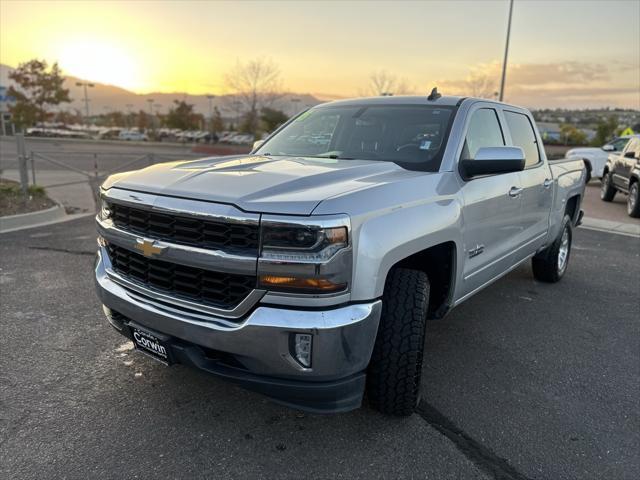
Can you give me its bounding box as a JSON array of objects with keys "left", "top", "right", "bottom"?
[{"left": 1, "top": 0, "right": 639, "bottom": 108}]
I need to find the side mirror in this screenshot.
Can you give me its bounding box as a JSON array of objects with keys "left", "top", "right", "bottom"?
[
  {"left": 602, "top": 144, "right": 615, "bottom": 152},
  {"left": 460, "top": 146, "right": 526, "bottom": 178},
  {"left": 624, "top": 151, "right": 636, "bottom": 159},
  {"left": 252, "top": 139, "right": 265, "bottom": 152}
]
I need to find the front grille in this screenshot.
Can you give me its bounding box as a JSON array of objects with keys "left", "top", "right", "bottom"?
[
  {"left": 109, "top": 203, "right": 259, "bottom": 254},
  {"left": 107, "top": 244, "right": 255, "bottom": 310}
]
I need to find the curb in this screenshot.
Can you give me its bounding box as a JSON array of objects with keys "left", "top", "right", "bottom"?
[
  {"left": 0, "top": 204, "right": 66, "bottom": 232},
  {"left": 579, "top": 217, "right": 640, "bottom": 238},
  {"left": 0, "top": 204, "right": 94, "bottom": 234}
]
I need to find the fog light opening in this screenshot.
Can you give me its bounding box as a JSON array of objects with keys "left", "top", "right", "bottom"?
[{"left": 293, "top": 333, "right": 313, "bottom": 368}]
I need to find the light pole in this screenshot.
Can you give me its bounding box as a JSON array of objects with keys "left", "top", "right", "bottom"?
[
  {"left": 146, "top": 98, "right": 155, "bottom": 131},
  {"left": 206, "top": 94, "right": 215, "bottom": 133},
  {"left": 76, "top": 81, "right": 95, "bottom": 124},
  {"left": 232, "top": 100, "right": 242, "bottom": 130},
  {"left": 154, "top": 103, "right": 162, "bottom": 129},
  {"left": 290, "top": 98, "right": 301, "bottom": 115},
  {"left": 126, "top": 103, "right": 133, "bottom": 128},
  {"left": 498, "top": 0, "right": 514, "bottom": 102}
]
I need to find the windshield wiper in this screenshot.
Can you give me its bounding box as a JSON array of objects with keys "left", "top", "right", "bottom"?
[
  {"left": 315, "top": 153, "right": 356, "bottom": 160},
  {"left": 259, "top": 153, "right": 357, "bottom": 160}
]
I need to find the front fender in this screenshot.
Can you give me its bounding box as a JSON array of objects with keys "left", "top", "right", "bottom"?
[{"left": 350, "top": 199, "right": 462, "bottom": 301}]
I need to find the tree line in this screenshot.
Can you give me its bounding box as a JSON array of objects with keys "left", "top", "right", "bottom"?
[
  {"left": 6, "top": 58, "right": 290, "bottom": 136},
  {"left": 6, "top": 58, "right": 633, "bottom": 145}
]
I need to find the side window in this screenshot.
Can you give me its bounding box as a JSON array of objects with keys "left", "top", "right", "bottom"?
[
  {"left": 504, "top": 111, "right": 541, "bottom": 168},
  {"left": 625, "top": 138, "right": 640, "bottom": 157},
  {"left": 461, "top": 108, "right": 505, "bottom": 160},
  {"left": 612, "top": 138, "right": 630, "bottom": 151},
  {"left": 623, "top": 138, "right": 636, "bottom": 153}
]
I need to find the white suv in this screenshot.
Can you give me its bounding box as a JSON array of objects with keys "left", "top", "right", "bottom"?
[{"left": 566, "top": 136, "right": 631, "bottom": 181}]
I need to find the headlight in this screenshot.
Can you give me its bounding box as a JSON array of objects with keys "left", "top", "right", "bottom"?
[
  {"left": 261, "top": 225, "right": 348, "bottom": 261},
  {"left": 99, "top": 198, "right": 112, "bottom": 220},
  {"left": 258, "top": 215, "right": 351, "bottom": 294}
]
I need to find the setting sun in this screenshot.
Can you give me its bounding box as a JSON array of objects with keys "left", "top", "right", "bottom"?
[
  {"left": 1, "top": 0, "right": 638, "bottom": 107},
  {"left": 58, "top": 39, "right": 141, "bottom": 90}
]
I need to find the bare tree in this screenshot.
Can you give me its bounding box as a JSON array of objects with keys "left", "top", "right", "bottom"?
[
  {"left": 466, "top": 71, "right": 498, "bottom": 99},
  {"left": 365, "top": 70, "right": 414, "bottom": 96},
  {"left": 225, "top": 59, "right": 283, "bottom": 134}
]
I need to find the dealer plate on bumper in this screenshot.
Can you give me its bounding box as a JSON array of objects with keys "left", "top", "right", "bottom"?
[{"left": 130, "top": 326, "right": 173, "bottom": 365}]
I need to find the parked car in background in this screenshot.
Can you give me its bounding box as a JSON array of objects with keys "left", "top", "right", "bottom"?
[
  {"left": 566, "top": 136, "right": 632, "bottom": 182},
  {"left": 601, "top": 134, "right": 640, "bottom": 217},
  {"left": 227, "top": 133, "right": 255, "bottom": 145},
  {"left": 118, "top": 130, "right": 148, "bottom": 142},
  {"left": 95, "top": 95, "right": 586, "bottom": 416},
  {"left": 98, "top": 128, "right": 122, "bottom": 140},
  {"left": 25, "top": 127, "right": 91, "bottom": 139}
]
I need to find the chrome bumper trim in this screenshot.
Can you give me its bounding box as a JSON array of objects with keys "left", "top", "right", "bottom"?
[{"left": 96, "top": 249, "right": 381, "bottom": 379}]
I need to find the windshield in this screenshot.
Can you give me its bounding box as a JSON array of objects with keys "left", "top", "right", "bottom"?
[{"left": 256, "top": 104, "right": 455, "bottom": 171}]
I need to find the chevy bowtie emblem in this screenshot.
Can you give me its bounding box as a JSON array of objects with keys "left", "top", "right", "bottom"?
[{"left": 135, "top": 238, "right": 165, "bottom": 258}]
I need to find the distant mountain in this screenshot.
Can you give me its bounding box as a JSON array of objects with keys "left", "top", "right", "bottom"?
[{"left": 0, "top": 63, "right": 323, "bottom": 118}]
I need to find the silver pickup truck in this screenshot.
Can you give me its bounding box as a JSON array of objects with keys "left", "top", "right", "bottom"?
[{"left": 95, "top": 95, "right": 586, "bottom": 416}]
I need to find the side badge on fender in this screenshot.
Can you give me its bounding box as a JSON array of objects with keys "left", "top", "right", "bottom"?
[{"left": 468, "top": 244, "right": 485, "bottom": 259}]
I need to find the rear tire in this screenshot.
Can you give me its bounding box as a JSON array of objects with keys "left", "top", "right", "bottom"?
[
  {"left": 367, "top": 268, "right": 429, "bottom": 416},
  {"left": 600, "top": 172, "right": 616, "bottom": 201},
  {"left": 583, "top": 160, "right": 592, "bottom": 183},
  {"left": 628, "top": 182, "right": 640, "bottom": 218},
  {"left": 532, "top": 215, "right": 572, "bottom": 283}
]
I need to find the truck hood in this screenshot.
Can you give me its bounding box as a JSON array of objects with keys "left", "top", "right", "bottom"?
[{"left": 104, "top": 154, "right": 418, "bottom": 215}]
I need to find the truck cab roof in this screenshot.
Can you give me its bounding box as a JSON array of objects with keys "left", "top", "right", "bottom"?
[
  {"left": 316, "top": 95, "right": 520, "bottom": 110},
  {"left": 318, "top": 95, "right": 465, "bottom": 108}
]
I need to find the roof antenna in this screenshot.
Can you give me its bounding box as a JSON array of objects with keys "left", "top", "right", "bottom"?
[{"left": 427, "top": 87, "right": 441, "bottom": 101}]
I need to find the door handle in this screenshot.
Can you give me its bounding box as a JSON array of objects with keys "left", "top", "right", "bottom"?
[
  {"left": 543, "top": 178, "right": 553, "bottom": 189},
  {"left": 508, "top": 186, "right": 523, "bottom": 198}
]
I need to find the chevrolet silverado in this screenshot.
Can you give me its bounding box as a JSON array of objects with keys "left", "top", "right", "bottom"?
[{"left": 95, "top": 94, "right": 586, "bottom": 416}]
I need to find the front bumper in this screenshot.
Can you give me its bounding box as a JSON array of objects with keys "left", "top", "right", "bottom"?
[{"left": 95, "top": 248, "right": 382, "bottom": 412}]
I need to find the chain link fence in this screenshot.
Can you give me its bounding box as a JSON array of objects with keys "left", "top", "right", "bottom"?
[{"left": 13, "top": 134, "right": 202, "bottom": 210}]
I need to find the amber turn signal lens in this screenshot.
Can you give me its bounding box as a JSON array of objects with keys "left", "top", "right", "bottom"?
[{"left": 259, "top": 275, "right": 346, "bottom": 293}]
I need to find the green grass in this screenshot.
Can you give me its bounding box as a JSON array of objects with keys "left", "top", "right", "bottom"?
[
  {"left": 0, "top": 181, "right": 46, "bottom": 197},
  {"left": 0, "top": 178, "right": 55, "bottom": 216}
]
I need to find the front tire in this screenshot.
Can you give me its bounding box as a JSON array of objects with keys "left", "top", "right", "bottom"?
[
  {"left": 628, "top": 182, "right": 640, "bottom": 218},
  {"left": 600, "top": 172, "right": 616, "bottom": 201},
  {"left": 367, "top": 268, "right": 429, "bottom": 416},
  {"left": 532, "top": 215, "right": 572, "bottom": 283}
]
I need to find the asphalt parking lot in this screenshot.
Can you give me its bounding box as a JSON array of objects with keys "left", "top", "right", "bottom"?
[{"left": 1, "top": 217, "right": 638, "bottom": 480}]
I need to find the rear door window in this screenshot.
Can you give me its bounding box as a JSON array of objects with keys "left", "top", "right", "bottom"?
[{"left": 504, "top": 111, "right": 541, "bottom": 168}]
